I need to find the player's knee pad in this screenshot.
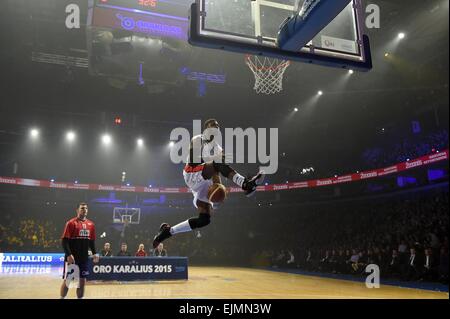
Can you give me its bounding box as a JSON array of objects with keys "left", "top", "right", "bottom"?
[
  {"left": 213, "top": 162, "right": 234, "bottom": 178},
  {"left": 188, "top": 214, "right": 211, "bottom": 229}
]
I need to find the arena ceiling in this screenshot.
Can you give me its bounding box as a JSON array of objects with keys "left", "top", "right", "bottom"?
[{"left": 0, "top": 0, "right": 448, "bottom": 181}]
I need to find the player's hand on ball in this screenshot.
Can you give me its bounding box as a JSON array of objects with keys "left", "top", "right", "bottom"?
[
  {"left": 93, "top": 254, "right": 100, "bottom": 263},
  {"left": 208, "top": 183, "right": 227, "bottom": 203},
  {"left": 67, "top": 255, "right": 75, "bottom": 264}
]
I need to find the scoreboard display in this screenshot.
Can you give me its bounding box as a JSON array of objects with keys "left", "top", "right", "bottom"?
[
  {"left": 89, "top": 0, "right": 189, "bottom": 40},
  {"left": 95, "top": 0, "right": 189, "bottom": 18}
]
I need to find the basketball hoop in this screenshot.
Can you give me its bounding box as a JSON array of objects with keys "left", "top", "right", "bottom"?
[{"left": 245, "top": 55, "right": 290, "bottom": 95}]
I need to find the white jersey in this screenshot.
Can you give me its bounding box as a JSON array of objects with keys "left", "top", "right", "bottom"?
[{"left": 183, "top": 135, "right": 223, "bottom": 208}]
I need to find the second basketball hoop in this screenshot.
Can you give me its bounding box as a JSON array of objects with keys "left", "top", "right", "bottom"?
[{"left": 246, "top": 55, "right": 290, "bottom": 95}]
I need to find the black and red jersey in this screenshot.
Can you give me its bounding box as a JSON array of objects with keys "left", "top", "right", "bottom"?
[{"left": 61, "top": 217, "right": 96, "bottom": 264}]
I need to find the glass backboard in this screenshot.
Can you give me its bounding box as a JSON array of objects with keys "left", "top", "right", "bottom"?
[
  {"left": 113, "top": 207, "right": 141, "bottom": 225},
  {"left": 189, "top": 0, "right": 372, "bottom": 71}
]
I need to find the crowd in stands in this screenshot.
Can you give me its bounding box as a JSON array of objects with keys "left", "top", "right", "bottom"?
[
  {"left": 0, "top": 219, "right": 60, "bottom": 252},
  {"left": 1, "top": 187, "right": 448, "bottom": 286},
  {"left": 0, "top": 218, "right": 168, "bottom": 257},
  {"left": 269, "top": 191, "right": 449, "bottom": 284},
  {"left": 362, "top": 129, "right": 448, "bottom": 169}
]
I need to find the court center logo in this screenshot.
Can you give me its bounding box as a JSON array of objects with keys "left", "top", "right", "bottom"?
[
  {"left": 170, "top": 120, "right": 279, "bottom": 175},
  {"left": 365, "top": 264, "right": 380, "bottom": 289}
]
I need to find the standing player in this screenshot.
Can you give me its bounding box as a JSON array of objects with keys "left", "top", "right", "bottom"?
[
  {"left": 60, "top": 202, "right": 99, "bottom": 299},
  {"left": 152, "top": 119, "right": 264, "bottom": 248}
]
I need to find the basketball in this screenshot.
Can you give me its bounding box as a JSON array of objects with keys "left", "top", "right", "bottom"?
[{"left": 208, "top": 183, "right": 227, "bottom": 203}]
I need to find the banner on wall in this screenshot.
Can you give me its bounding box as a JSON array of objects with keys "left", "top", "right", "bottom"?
[
  {"left": 87, "top": 257, "right": 188, "bottom": 281},
  {"left": 0, "top": 150, "right": 448, "bottom": 194},
  {"left": 0, "top": 253, "right": 64, "bottom": 265}
]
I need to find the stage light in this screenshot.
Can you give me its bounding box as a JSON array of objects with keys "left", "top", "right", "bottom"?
[
  {"left": 318, "top": 91, "right": 323, "bottom": 96},
  {"left": 398, "top": 32, "right": 405, "bottom": 39},
  {"left": 50, "top": 179, "right": 55, "bottom": 182},
  {"left": 102, "top": 134, "right": 112, "bottom": 145},
  {"left": 348, "top": 70, "right": 354, "bottom": 74},
  {"left": 66, "top": 131, "right": 76, "bottom": 142},
  {"left": 384, "top": 52, "right": 390, "bottom": 57},
  {"left": 30, "top": 128, "right": 39, "bottom": 139},
  {"left": 169, "top": 141, "right": 175, "bottom": 147},
  {"left": 137, "top": 138, "right": 144, "bottom": 147},
  {"left": 114, "top": 117, "right": 122, "bottom": 125},
  {"left": 294, "top": 107, "right": 299, "bottom": 112}
]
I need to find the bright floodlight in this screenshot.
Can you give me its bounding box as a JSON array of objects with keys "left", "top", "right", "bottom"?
[
  {"left": 398, "top": 32, "right": 405, "bottom": 39},
  {"left": 66, "top": 131, "right": 76, "bottom": 142},
  {"left": 102, "top": 134, "right": 112, "bottom": 145},
  {"left": 30, "top": 129, "right": 39, "bottom": 138},
  {"left": 318, "top": 91, "right": 323, "bottom": 96},
  {"left": 294, "top": 107, "right": 299, "bottom": 112},
  {"left": 137, "top": 138, "right": 144, "bottom": 147},
  {"left": 169, "top": 141, "right": 175, "bottom": 147},
  {"left": 348, "top": 70, "right": 354, "bottom": 74}
]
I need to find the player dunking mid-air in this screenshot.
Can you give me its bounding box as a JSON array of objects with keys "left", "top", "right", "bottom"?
[{"left": 152, "top": 119, "right": 265, "bottom": 248}]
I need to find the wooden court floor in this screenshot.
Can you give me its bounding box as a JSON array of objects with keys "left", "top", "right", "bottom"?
[{"left": 0, "top": 266, "right": 447, "bottom": 299}]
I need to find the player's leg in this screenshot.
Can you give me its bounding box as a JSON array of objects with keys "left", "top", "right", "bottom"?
[
  {"left": 186, "top": 201, "right": 211, "bottom": 230},
  {"left": 60, "top": 262, "right": 69, "bottom": 298},
  {"left": 170, "top": 201, "right": 211, "bottom": 236},
  {"left": 152, "top": 201, "right": 211, "bottom": 248},
  {"left": 76, "top": 263, "right": 89, "bottom": 298},
  {"left": 60, "top": 280, "right": 69, "bottom": 298},
  {"left": 76, "top": 278, "right": 86, "bottom": 299},
  {"left": 202, "top": 162, "right": 265, "bottom": 197}
]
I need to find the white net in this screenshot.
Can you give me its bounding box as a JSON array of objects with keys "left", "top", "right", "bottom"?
[{"left": 246, "top": 55, "right": 290, "bottom": 95}]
